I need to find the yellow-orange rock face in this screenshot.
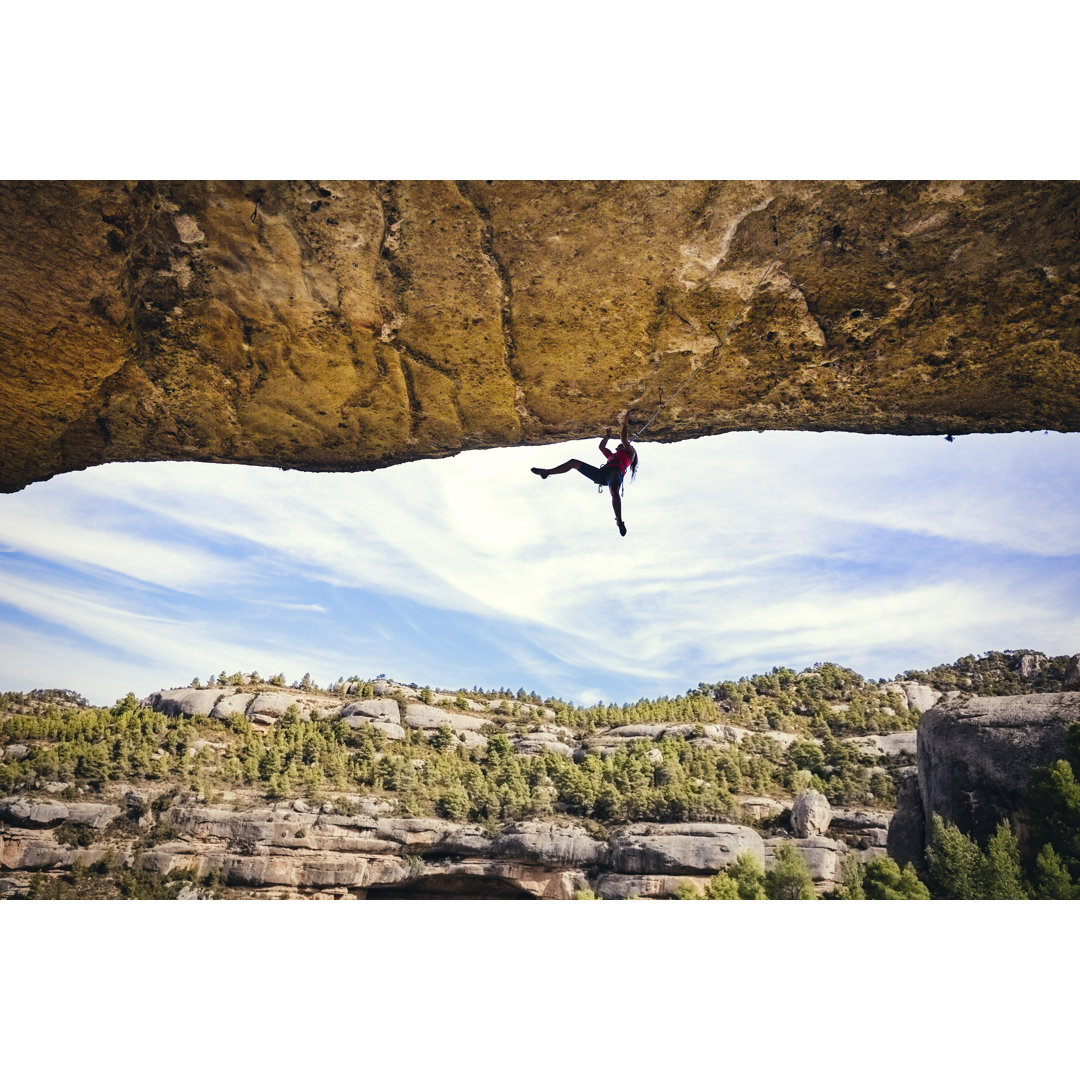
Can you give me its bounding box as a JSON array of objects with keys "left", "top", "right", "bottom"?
[{"left": 1, "top": 180, "right": 1078, "bottom": 492}]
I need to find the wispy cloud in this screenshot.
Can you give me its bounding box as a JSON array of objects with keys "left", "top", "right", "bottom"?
[
  {"left": 0, "top": 495, "right": 247, "bottom": 592},
  {"left": 261, "top": 602, "right": 329, "bottom": 613}
]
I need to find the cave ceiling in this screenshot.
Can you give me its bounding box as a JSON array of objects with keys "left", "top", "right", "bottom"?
[{"left": 1, "top": 179, "right": 1078, "bottom": 493}]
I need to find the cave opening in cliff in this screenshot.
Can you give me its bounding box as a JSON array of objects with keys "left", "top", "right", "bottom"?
[{"left": 364, "top": 874, "right": 538, "bottom": 899}]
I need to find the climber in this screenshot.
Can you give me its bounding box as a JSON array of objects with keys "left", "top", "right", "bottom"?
[{"left": 531, "top": 417, "right": 639, "bottom": 536}]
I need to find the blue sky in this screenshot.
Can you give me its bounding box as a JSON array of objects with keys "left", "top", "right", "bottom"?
[{"left": 1, "top": 430, "right": 1077, "bottom": 707}]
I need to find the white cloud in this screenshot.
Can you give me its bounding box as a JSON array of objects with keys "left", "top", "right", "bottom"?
[
  {"left": 258, "top": 602, "right": 330, "bottom": 614},
  {"left": 2, "top": 431, "right": 1078, "bottom": 703}
]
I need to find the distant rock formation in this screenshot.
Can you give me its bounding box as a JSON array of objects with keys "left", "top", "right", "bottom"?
[
  {"left": 915, "top": 692, "right": 1080, "bottom": 845},
  {"left": 1064, "top": 654, "right": 1080, "bottom": 691},
  {"left": 144, "top": 684, "right": 869, "bottom": 765},
  {"left": 880, "top": 681, "right": 943, "bottom": 713},
  {"left": 43, "top": 672, "right": 1080, "bottom": 898}
]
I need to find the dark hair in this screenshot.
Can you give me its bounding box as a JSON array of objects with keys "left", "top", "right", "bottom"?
[{"left": 628, "top": 447, "right": 639, "bottom": 481}]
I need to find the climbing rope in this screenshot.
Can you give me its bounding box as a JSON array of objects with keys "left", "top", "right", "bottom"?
[{"left": 632, "top": 182, "right": 845, "bottom": 440}]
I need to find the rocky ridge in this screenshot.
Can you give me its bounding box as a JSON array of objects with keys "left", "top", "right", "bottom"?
[
  {"left": 4, "top": 656, "right": 1077, "bottom": 899},
  {"left": 142, "top": 680, "right": 920, "bottom": 764},
  {"left": 1, "top": 677, "right": 909, "bottom": 898}
]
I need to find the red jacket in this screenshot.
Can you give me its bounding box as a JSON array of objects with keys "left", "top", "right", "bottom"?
[{"left": 603, "top": 444, "right": 635, "bottom": 476}]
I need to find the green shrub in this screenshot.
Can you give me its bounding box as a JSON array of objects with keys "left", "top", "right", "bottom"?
[
  {"left": 53, "top": 821, "right": 97, "bottom": 848},
  {"left": 436, "top": 785, "right": 470, "bottom": 821},
  {"left": 834, "top": 853, "right": 866, "bottom": 899},
  {"left": 862, "top": 856, "right": 930, "bottom": 899},
  {"left": 704, "top": 853, "right": 771, "bottom": 900},
  {"left": 703, "top": 871, "right": 740, "bottom": 899},
  {"left": 765, "top": 843, "right": 815, "bottom": 900},
  {"left": 148, "top": 821, "right": 181, "bottom": 843},
  {"left": 716, "top": 851, "right": 768, "bottom": 899}
]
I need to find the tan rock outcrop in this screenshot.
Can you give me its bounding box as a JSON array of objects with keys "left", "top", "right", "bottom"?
[
  {"left": 0, "top": 797, "right": 121, "bottom": 829},
  {"left": 402, "top": 702, "right": 487, "bottom": 733},
  {"left": 1064, "top": 655, "right": 1080, "bottom": 690},
  {"left": 341, "top": 699, "right": 401, "bottom": 722},
  {"left": 3, "top": 180, "right": 1079, "bottom": 494},
  {"left": 737, "top": 795, "right": 789, "bottom": 822}
]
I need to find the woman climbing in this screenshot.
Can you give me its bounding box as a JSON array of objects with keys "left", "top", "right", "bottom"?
[{"left": 531, "top": 417, "right": 639, "bottom": 536}]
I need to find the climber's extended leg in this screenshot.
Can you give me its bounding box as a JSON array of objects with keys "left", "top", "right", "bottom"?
[
  {"left": 610, "top": 482, "right": 626, "bottom": 536},
  {"left": 532, "top": 459, "right": 596, "bottom": 480}
]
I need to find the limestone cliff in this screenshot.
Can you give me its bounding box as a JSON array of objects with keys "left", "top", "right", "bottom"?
[
  {"left": 0, "top": 790, "right": 875, "bottom": 900},
  {"left": 885, "top": 689, "right": 1080, "bottom": 867},
  {"left": 3, "top": 180, "right": 1079, "bottom": 492},
  {"left": 0, "top": 798, "right": 781, "bottom": 900},
  {"left": 915, "top": 692, "right": 1080, "bottom": 845}
]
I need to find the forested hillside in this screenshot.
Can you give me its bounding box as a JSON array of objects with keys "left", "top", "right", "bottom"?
[
  {"left": 2, "top": 651, "right": 1068, "bottom": 821},
  {"left": 2, "top": 649, "right": 1075, "bottom": 900}
]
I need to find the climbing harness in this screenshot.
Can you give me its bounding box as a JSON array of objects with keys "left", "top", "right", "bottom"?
[{"left": 632, "top": 182, "right": 844, "bottom": 440}]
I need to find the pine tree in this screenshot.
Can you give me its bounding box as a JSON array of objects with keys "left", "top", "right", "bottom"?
[
  {"left": 978, "top": 822, "right": 1029, "bottom": 899},
  {"left": 1026, "top": 757, "right": 1080, "bottom": 881},
  {"left": 926, "top": 814, "right": 982, "bottom": 899},
  {"left": 862, "top": 856, "right": 931, "bottom": 899},
  {"left": 1031, "top": 844, "right": 1079, "bottom": 900}
]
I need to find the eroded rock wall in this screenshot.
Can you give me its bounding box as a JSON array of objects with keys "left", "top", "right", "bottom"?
[
  {"left": 0, "top": 794, "right": 873, "bottom": 899},
  {"left": 916, "top": 691, "right": 1080, "bottom": 844},
  {"left": 3, "top": 180, "right": 1079, "bottom": 492}
]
